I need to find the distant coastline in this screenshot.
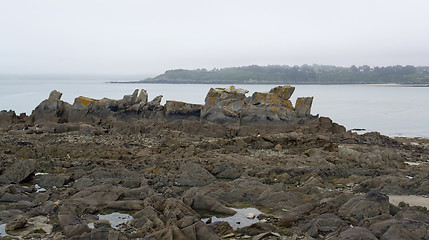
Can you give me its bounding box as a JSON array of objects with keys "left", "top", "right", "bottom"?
[
  {"left": 109, "top": 64, "right": 429, "bottom": 85},
  {"left": 110, "top": 81, "right": 429, "bottom": 87}
]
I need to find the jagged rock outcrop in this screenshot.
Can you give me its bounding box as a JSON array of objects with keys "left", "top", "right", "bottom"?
[
  {"left": 201, "top": 85, "right": 312, "bottom": 127},
  {"left": 0, "top": 110, "right": 23, "bottom": 129},
  {"left": 295, "top": 97, "right": 314, "bottom": 117},
  {"left": 32, "top": 90, "right": 70, "bottom": 124},
  {"left": 29, "top": 86, "right": 315, "bottom": 129},
  {"left": 68, "top": 89, "right": 149, "bottom": 123},
  {"left": 200, "top": 86, "right": 248, "bottom": 125},
  {"left": 20, "top": 85, "right": 329, "bottom": 137}
]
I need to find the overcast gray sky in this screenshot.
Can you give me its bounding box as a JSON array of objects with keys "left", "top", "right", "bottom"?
[{"left": 1, "top": 0, "right": 428, "bottom": 75}]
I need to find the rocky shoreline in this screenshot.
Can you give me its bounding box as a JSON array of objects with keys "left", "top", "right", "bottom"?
[{"left": 0, "top": 85, "right": 428, "bottom": 239}]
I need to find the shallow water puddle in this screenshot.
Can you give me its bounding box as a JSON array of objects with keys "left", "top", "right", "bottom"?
[
  {"left": 0, "top": 224, "right": 9, "bottom": 237},
  {"left": 88, "top": 212, "right": 133, "bottom": 229},
  {"left": 0, "top": 216, "right": 53, "bottom": 238},
  {"left": 202, "top": 208, "right": 262, "bottom": 230}
]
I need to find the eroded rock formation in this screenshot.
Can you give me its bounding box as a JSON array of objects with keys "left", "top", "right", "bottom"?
[{"left": 26, "top": 85, "right": 314, "bottom": 128}]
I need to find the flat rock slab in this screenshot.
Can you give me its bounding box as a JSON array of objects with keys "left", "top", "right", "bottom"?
[{"left": 389, "top": 195, "right": 429, "bottom": 209}]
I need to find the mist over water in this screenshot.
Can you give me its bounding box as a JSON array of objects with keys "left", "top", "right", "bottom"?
[{"left": 1, "top": 80, "right": 428, "bottom": 138}]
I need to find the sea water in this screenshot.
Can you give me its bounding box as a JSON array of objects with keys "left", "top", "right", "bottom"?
[{"left": 0, "top": 79, "right": 428, "bottom": 138}]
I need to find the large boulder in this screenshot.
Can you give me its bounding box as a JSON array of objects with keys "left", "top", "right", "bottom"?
[
  {"left": 201, "top": 85, "right": 312, "bottom": 127},
  {"left": 165, "top": 101, "right": 201, "bottom": 120},
  {"left": 339, "top": 192, "right": 390, "bottom": 223},
  {"left": 248, "top": 85, "right": 295, "bottom": 108},
  {"left": 338, "top": 227, "right": 378, "bottom": 240},
  {"left": 0, "top": 110, "right": 17, "bottom": 129},
  {"left": 183, "top": 188, "right": 236, "bottom": 216},
  {"left": 68, "top": 96, "right": 99, "bottom": 123},
  {"left": 32, "top": 90, "right": 71, "bottom": 124},
  {"left": 68, "top": 89, "right": 149, "bottom": 123},
  {"left": 244, "top": 86, "right": 298, "bottom": 125},
  {"left": 305, "top": 213, "right": 348, "bottom": 237},
  {"left": 201, "top": 86, "right": 247, "bottom": 124},
  {"left": 240, "top": 104, "right": 297, "bottom": 126},
  {"left": 0, "top": 159, "right": 37, "bottom": 184},
  {"left": 295, "top": 97, "right": 313, "bottom": 117},
  {"left": 177, "top": 162, "right": 217, "bottom": 187}
]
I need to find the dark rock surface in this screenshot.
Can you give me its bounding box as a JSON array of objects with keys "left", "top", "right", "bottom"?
[
  {"left": 0, "top": 85, "right": 428, "bottom": 239},
  {"left": 0, "top": 159, "right": 37, "bottom": 184}
]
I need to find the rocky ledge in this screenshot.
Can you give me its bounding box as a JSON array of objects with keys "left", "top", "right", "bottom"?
[{"left": 0, "top": 86, "right": 428, "bottom": 239}]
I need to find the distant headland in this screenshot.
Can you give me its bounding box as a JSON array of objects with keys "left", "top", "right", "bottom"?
[{"left": 113, "top": 64, "right": 429, "bottom": 85}]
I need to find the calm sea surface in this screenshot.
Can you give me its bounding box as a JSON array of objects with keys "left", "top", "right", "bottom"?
[{"left": 1, "top": 79, "right": 428, "bottom": 138}]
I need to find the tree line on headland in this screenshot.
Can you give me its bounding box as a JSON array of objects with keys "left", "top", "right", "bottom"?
[{"left": 136, "top": 65, "right": 429, "bottom": 84}]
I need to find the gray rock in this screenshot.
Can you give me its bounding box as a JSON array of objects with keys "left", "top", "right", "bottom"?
[
  {"left": 70, "top": 184, "right": 124, "bottom": 205},
  {"left": 119, "top": 89, "right": 139, "bottom": 108},
  {"left": 5, "top": 216, "right": 27, "bottom": 231},
  {"left": 149, "top": 95, "right": 163, "bottom": 107},
  {"left": 338, "top": 227, "right": 378, "bottom": 240},
  {"left": 0, "top": 192, "right": 32, "bottom": 202},
  {"left": 381, "top": 223, "right": 425, "bottom": 240},
  {"left": 0, "top": 110, "right": 17, "bottom": 129},
  {"left": 183, "top": 190, "right": 236, "bottom": 216},
  {"left": 35, "top": 174, "right": 71, "bottom": 188},
  {"left": 165, "top": 101, "right": 201, "bottom": 120},
  {"left": 339, "top": 192, "right": 390, "bottom": 223},
  {"left": 208, "top": 221, "right": 233, "bottom": 236},
  {"left": 0, "top": 159, "right": 37, "bottom": 184},
  {"left": 63, "top": 223, "right": 91, "bottom": 238},
  {"left": 235, "top": 222, "right": 277, "bottom": 236},
  {"left": 211, "top": 163, "right": 242, "bottom": 180},
  {"left": 318, "top": 116, "right": 347, "bottom": 135},
  {"left": 32, "top": 90, "right": 70, "bottom": 124},
  {"left": 0, "top": 209, "right": 24, "bottom": 223},
  {"left": 194, "top": 221, "right": 221, "bottom": 240},
  {"left": 57, "top": 199, "right": 92, "bottom": 227},
  {"left": 269, "top": 85, "right": 295, "bottom": 100},
  {"left": 248, "top": 85, "right": 295, "bottom": 106},
  {"left": 256, "top": 187, "right": 304, "bottom": 210},
  {"left": 306, "top": 213, "right": 347, "bottom": 237},
  {"left": 94, "top": 219, "right": 111, "bottom": 228},
  {"left": 12, "top": 200, "right": 36, "bottom": 211},
  {"left": 106, "top": 200, "right": 144, "bottom": 211},
  {"left": 201, "top": 86, "right": 247, "bottom": 124},
  {"left": 68, "top": 96, "right": 97, "bottom": 123},
  {"left": 177, "top": 162, "right": 216, "bottom": 187},
  {"left": 49, "top": 90, "right": 62, "bottom": 100},
  {"left": 295, "top": 97, "right": 313, "bottom": 117},
  {"left": 136, "top": 89, "right": 148, "bottom": 104}
]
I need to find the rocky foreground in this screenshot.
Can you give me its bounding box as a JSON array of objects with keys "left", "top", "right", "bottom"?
[{"left": 0, "top": 86, "right": 428, "bottom": 240}]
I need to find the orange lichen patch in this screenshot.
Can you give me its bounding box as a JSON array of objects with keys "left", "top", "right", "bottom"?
[
  {"left": 223, "top": 108, "right": 238, "bottom": 116},
  {"left": 251, "top": 92, "right": 268, "bottom": 105},
  {"left": 269, "top": 92, "right": 280, "bottom": 104},
  {"left": 75, "top": 96, "right": 96, "bottom": 107},
  {"left": 282, "top": 100, "right": 294, "bottom": 110},
  {"left": 208, "top": 96, "right": 217, "bottom": 105},
  {"left": 269, "top": 85, "right": 295, "bottom": 100},
  {"left": 229, "top": 85, "right": 236, "bottom": 91}
]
